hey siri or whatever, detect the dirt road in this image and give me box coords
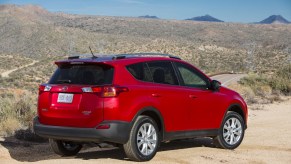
[1,98,291,164]
[1,60,38,78]
[211,74,246,86]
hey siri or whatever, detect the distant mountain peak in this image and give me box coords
[186,15,224,22]
[138,15,159,19]
[259,15,290,24]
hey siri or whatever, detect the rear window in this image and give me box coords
[49,64,114,85]
[126,63,152,82]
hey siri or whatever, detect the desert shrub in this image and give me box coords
[238,64,291,101]
[228,84,256,104]
[276,64,291,80]
[0,91,36,136]
[0,117,21,136]
[254,85,272,97]
[269,65,291,94]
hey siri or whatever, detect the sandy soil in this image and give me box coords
[1,98,291,164]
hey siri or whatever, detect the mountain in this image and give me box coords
[138,15,159,19]
[186,15,224,22]
[1,4,291,75]
[258,15,290,24]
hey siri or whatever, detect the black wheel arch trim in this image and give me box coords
[222,103,247,129]
[131,106,165,140]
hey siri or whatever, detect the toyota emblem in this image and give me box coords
[62,86,68,91]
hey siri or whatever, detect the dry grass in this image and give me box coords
[230,64,291,105]
[0,54,33,73]
[240,64,291,95]
[0,90,37,136]
[228,84,256,104]
[0,117,21,136]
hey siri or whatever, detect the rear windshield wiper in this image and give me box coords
[57,79,71,84]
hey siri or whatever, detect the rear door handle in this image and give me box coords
[189,95,197,99]
[152,93,161,97]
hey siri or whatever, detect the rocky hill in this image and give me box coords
[186,15,224,22]
[0,4,291,78]
[138,15,159,19]
[258,15,290,24]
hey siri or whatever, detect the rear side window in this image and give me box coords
[126,63,152,82]
[147,61,178,85]
[49,64,113,85]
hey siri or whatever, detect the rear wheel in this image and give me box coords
[123,116,160,161]
[49,139,82,156]
[214,111,245,149]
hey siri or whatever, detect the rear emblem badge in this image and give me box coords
[82,111,92,115]
[62,86,68,91]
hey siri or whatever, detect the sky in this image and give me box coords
[0,0,291,23]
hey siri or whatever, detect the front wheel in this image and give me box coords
[49,139,82,156]
[123,116,160,161]
[214,111,245,149]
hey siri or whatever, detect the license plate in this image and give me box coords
[57,93,74,103]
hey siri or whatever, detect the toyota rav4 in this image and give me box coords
[33,53,248,161]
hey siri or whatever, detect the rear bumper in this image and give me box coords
[33,117,131,144]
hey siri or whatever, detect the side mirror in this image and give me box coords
[211,80,221,91]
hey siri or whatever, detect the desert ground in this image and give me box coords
[0,97,290,164]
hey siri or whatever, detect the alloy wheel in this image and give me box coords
[136,123,157,156]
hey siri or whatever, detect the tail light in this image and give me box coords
[82,87,102,93]
[39,84,52,94]
[82,86,128,97]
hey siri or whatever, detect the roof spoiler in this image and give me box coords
[112,53,181,60]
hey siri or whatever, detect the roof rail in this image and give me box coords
[68,56,80,60]
[112,53,181,60]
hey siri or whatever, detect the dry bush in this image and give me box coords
[240,65,291,96]
[228,84,256,104]
[254,85,272,97]
[0,90,37,136]
[0,117,21,136]
[236,64,291,105]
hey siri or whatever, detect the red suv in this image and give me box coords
[33,53,248,161]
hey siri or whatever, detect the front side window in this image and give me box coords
[147,61,178,85]
[175,62,209,89]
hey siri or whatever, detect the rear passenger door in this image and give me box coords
[146,61,190,132]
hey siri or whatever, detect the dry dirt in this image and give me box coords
[1,98,291,164]
[0,60,38,78]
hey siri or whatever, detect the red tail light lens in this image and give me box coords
[102,87,117,97]
[82,86,128,97]
[102,86,129,97]
[82,87,102,93]
[39,84,52,94]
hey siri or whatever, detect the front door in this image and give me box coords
[174,62,224,130]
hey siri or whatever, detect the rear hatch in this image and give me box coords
[38,62,114,128]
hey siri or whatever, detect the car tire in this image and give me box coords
[214,111,245,149]
[49,139,82,156]
[123,116,160,161]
